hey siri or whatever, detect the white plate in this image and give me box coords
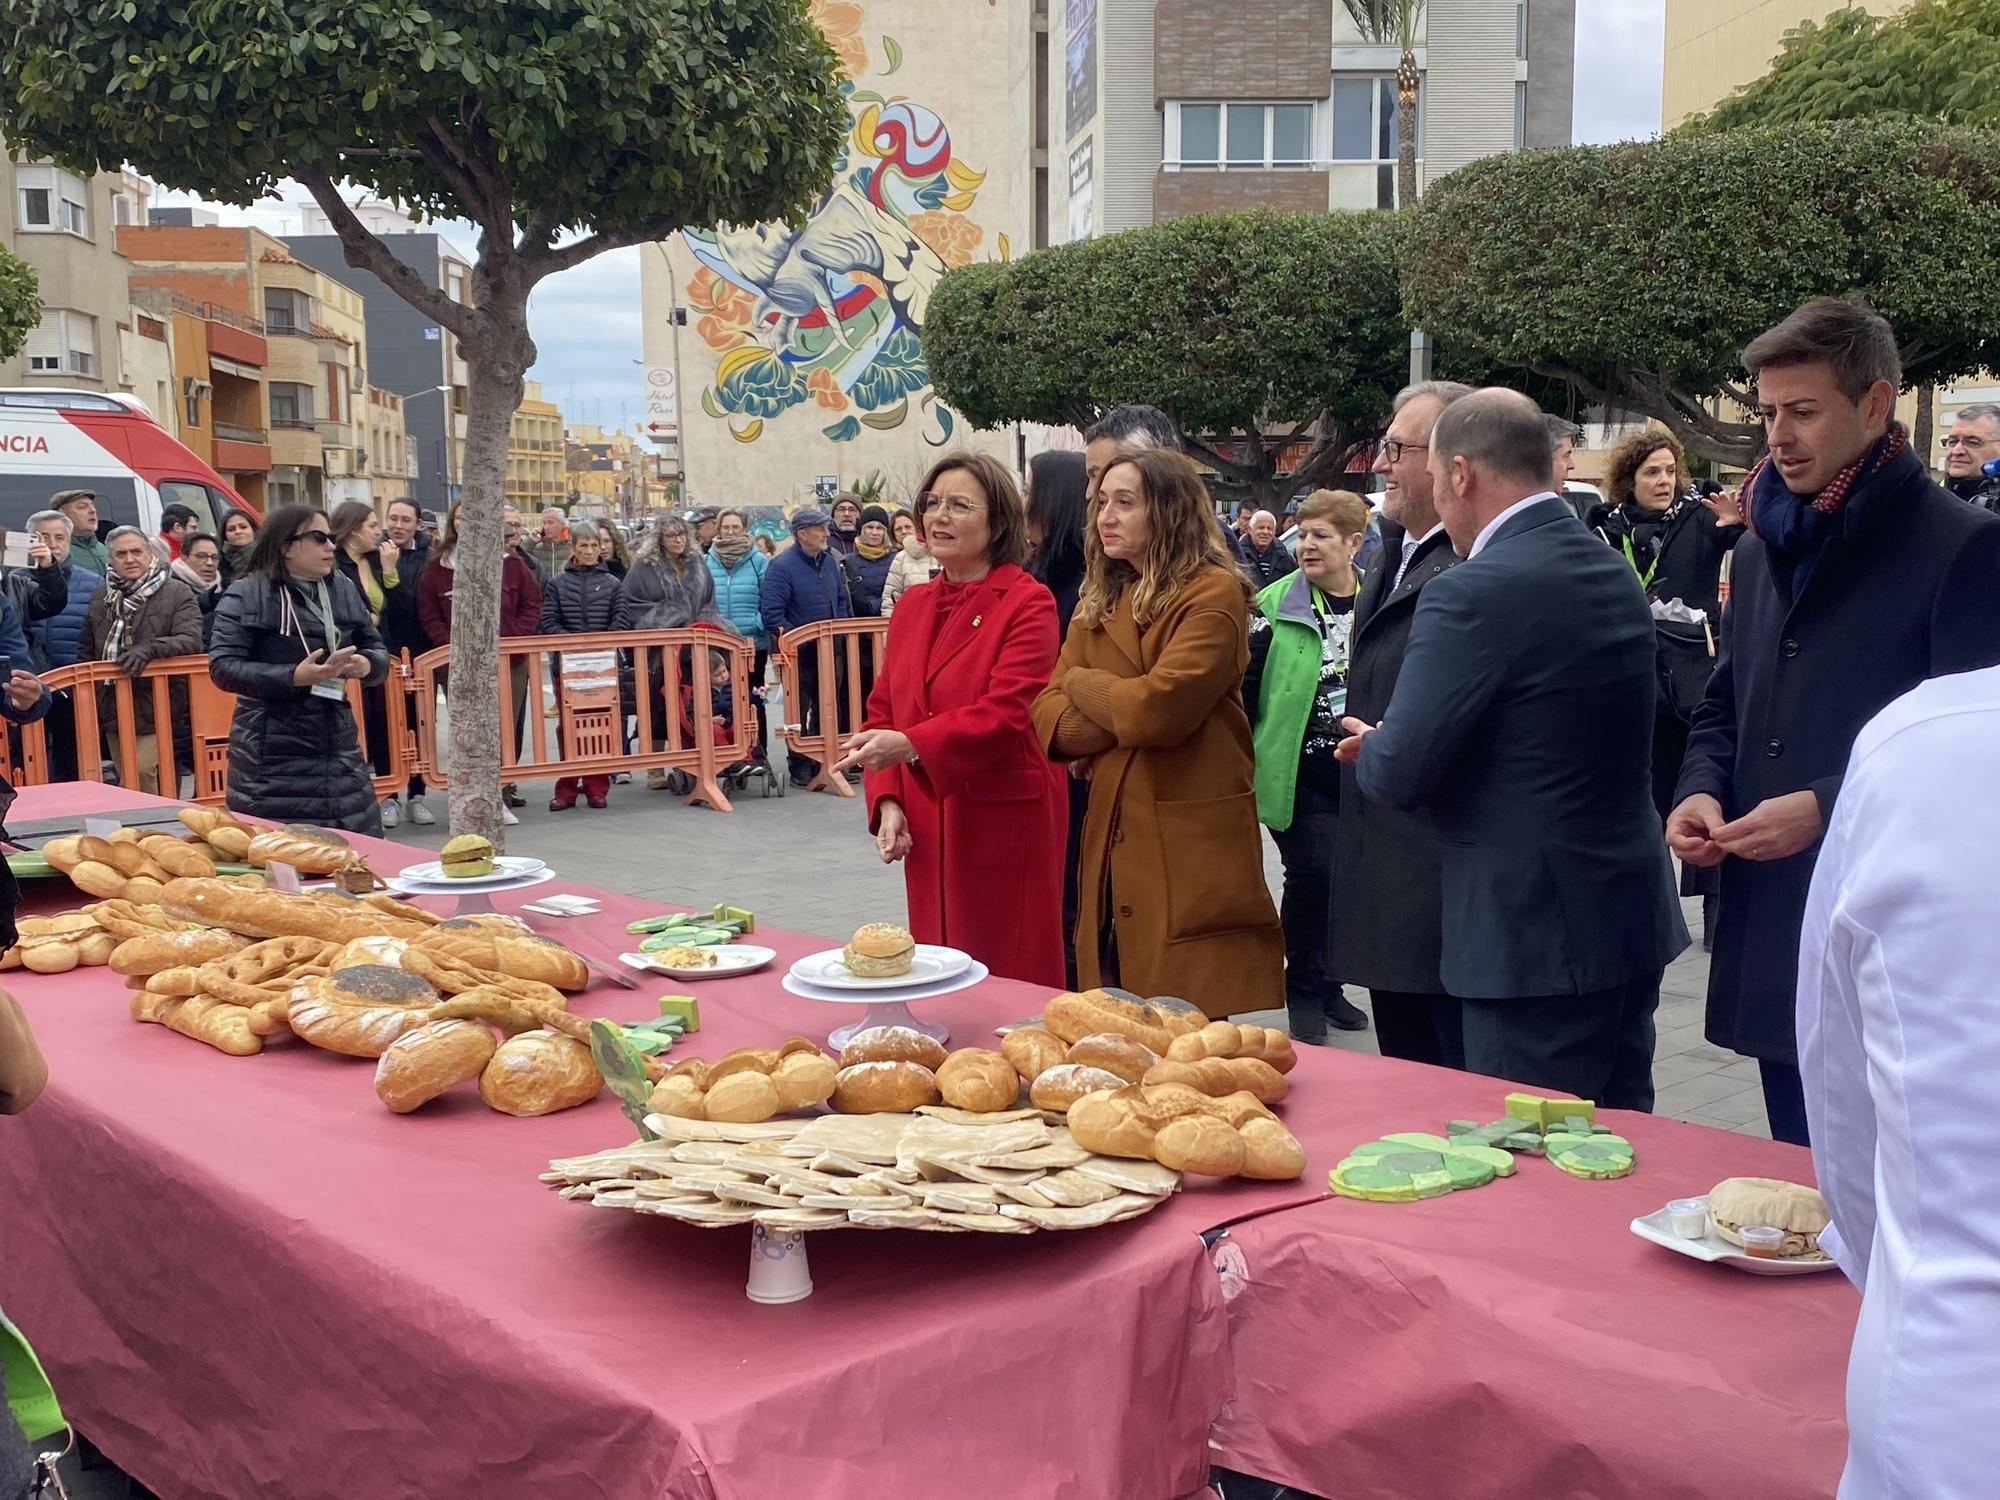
[396,855,548,888]
[787,945,973,991]
[782,960,989,1006]
[1629,1208,1838,1277]
[620,945,777,980]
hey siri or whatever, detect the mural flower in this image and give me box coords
[687,268,753,352]
[807,368,850,412]
[811,0,869,80]
[908,210,983,270]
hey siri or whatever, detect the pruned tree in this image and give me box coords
[924,209,1407,511]
[1403,121,2000,468]
[0,244,34,359]
[0,0,846,841]
[1340,0,1425,207]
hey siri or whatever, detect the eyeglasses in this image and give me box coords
[917,492,986,522]
[1943,434,1993,448]
[1380,440,1428,463]
[289,529,334,546]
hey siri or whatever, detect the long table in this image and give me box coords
[0,786,1858,1500]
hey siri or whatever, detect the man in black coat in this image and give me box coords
[1326,380,1471,1069]
[1240,510,1297,589]
[1341,389,1689,1110]
[1668,297,2000,1145]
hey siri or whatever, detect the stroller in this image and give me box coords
[661,637,785,799]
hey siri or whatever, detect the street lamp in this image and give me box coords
[404,383,457,501]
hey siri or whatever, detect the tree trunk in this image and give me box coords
[1913,382,1937,475]
[449,282,534,848]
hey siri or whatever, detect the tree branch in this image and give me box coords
[530,224,667,279]
[293,166,479,339]
[522,190,573,255]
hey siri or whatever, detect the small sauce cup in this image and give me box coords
[1738,1225,1786,1259]
[1665,1197,1710,1238]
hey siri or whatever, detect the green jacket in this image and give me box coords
[1247,569,1334,832]
[68,530,109,578]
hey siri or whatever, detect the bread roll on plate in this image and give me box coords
[842,922,915,978]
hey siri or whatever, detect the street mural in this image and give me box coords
[680,0,1004,448]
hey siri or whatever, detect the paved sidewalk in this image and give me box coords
[383,773,1771,1139]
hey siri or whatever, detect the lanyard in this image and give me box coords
[279,577,341,656]
[1619,534,1660,590]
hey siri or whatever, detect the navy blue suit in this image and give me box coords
[1356,495,1688,1107]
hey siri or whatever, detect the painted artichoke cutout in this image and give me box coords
[1545,1132,1635,1180]
[1329,1132,1517,1202]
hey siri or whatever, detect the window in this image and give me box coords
[269,382,315,425]
[1518,1,1529,62]
[1332,76,1422,207]
[1167,102,1318,170]
[185,393,202,429]
[23,310,96,376]
[113,192,135,227]
[16,167,88,238]
[263,288,313,333]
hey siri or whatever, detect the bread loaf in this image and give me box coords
[1153,1115,1248,1177]
[1042,990,1174,1056]
[70,860,129,900]
[479,1031,603,1116]
[1239,1116,1309,1180]
[1067,1083,1301,1180]
[1146,994,1210,1038]
[707,1046,781,1083]
[703,1071,782,1124]
[1164,1020,1299,1074]
[130,992,264,1056]
[138,835,215,880]
[1141,1056,1288,1105]
[936,1048,1021,1113]
[839,1025,948,1071]
[161,878,428,944]
[195,935,341,1006]
[647,1074,707,1119]
[1001,1027,1068,1080]
[832,1060,940,1114]
[1028,1062,1128,1113]
[412,919,589,991]
[246,825,353,875]
[374,1019,498,1112]
[109,927,248,977]
[770,1051,839,1112]
[1064,1031,1161,1084]
[287,978,438,1059]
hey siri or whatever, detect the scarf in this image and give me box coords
[1745,423,1909,597]
[101,558,169,659]
[854,534,892,562]
[171,557,217,597]
[223,542,254,581]
[711,533,753,568]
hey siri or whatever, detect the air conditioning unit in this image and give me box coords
[181,375,213,399]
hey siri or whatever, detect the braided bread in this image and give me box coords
[196,936,339,1006]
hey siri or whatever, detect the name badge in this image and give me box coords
[311,681,347,702]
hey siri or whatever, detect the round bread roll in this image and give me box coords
[770,1050,839,1112]
[704,1070,782,1124]
[842,922,916,978]
[21,940,81,974]
[42,836,83,873]
[832,1060,940,1114]
[1028,1062,1129,1113]
[1153,1114,1248,1177]
[646,1074,707,1120]
[75,930,116,966]
[706,1046,780,1084]
[1064,1031,1161,1085]
[839,1024,947,1071]
[936,1048,1021,1113]
[479,1030,603,1117]
[1707,1177,1829,1256]
[374,1019,498,1113]
[103,841,153,878]
[1001,1027,1068,1081]
[76,835,120,868]
[71,860,130,900]
[138,837,215,880]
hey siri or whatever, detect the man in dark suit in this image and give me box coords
[1668,297,2000,1145]
[1327,380,1471,1069]
[1339,389,1688,1110]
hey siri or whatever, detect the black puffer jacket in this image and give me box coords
[208,571,390,834]
[539,560,623,635]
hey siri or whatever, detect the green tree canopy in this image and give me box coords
[0,245,35,360]
[1402,121,2000,466]
[1695,0,2000,132]
[0,0,847,840]
[925,209,1407,508]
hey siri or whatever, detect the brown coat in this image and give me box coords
[1031,565,1283,1016]
[81,574,203,737]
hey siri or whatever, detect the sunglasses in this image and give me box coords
[289,529,335,546]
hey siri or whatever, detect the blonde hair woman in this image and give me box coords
[1031,447,1282,1015]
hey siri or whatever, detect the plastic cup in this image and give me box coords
[1666,1197,1710,1238]
[746,1223,813,1303]
[1737,1225,1785,1259]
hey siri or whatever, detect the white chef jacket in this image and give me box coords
[1797,665,2000,1500]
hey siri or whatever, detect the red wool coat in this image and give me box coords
[863,565,1067,989]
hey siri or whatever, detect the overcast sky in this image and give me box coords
[158,0,1667,445]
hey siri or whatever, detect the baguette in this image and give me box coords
[130,992,264,1056]
[412,919,589,991]
[1141,1056,1288,1105]
[245,825,353,875]
[162,877,429,944]
[109,928,248,977]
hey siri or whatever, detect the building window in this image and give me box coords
[113,192,135,227]
[263,287,313,333]
[1332,76,1422,208]
[269,382,315,426]
[1518,1,1529,62]
[23,310,96,376]
[185,393,202,429]
[1166,102,1318,170]
[16,167,89,238]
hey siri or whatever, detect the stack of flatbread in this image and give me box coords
[542,1106,1181,1233]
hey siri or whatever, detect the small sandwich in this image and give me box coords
[439,834,496,880]
[843,922,915,978]
[1707,1176,1830,1259]
[655,946,717,969]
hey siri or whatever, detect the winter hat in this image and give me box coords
[858,504,892,532]
[790,506,831,535]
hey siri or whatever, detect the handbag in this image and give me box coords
[1655,616,1716,724]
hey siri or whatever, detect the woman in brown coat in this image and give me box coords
[1031,448,1283,1017]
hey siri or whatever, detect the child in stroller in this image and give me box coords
[667,646,779,796]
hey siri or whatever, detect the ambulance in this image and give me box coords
[0,387,254,539]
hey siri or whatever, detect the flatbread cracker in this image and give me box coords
[999,1193,1160,1230]
[1071,1156,1182,1196]
[914,1104,1043,1126]
[644,1114,806,1145]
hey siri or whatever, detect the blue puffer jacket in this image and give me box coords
[26,558,103,669]
[706,547,770,648]
[847,547,895,617]
[758,543,852,634]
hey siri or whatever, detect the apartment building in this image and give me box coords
[1054,0,1573,239]
[363,385,415,509]
[508,380,566,512]
[0,149,151,391]
[126,286,273,509]
[1662,0,1903,130]
[286,222,474,508]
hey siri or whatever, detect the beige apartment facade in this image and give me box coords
[508,380,566,512]
[640,0,1034,506]
[1,150,151,391]
[364,385,413,511]
[1662,0,1906,129]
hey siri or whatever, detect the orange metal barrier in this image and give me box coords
[408,629,759,811]
[8,655,412,807]
[772,618,890,797]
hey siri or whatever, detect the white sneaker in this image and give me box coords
[381,796,401,829]
[408,797,436,826]
[501,806,519,826]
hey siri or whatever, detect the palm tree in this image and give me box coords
[1341,0,1425,207]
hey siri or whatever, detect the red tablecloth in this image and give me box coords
[1204,1054,1858,1500]
[0,786,1317,1500]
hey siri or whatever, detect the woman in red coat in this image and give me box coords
[833,453,1067,988]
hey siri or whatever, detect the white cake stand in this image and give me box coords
[386,867,560,915]
[780,960,989,1049]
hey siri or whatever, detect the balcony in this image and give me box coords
[205,311,267,368]
[212,432,272,474]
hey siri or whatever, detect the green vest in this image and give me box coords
[1250,570,1339,832]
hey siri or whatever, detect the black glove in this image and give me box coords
[116,646,152,677]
